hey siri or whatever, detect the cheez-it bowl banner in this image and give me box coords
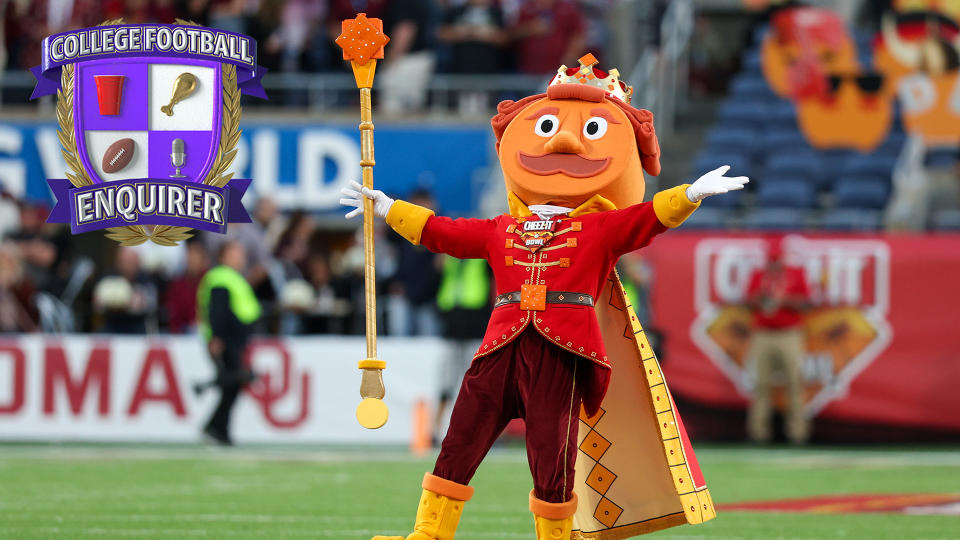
[30,19,267,246]
[644,233,960,434]
[690,236,892,417]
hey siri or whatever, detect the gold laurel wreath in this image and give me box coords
[57,18,243,246]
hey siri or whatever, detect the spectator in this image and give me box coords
[0,185,21,240]
[274,209,315,280]
[296,251,352,333]
[7,203,60,295]
[433,255,491,445]
[92,247,158,334]
[103,0,177,24]
[204,198,277,293]
[5,0,101,70]
[164,239,210,334]
[196,240,261,446]
[437,0,507,113]
[178,0,212,26]
[259,0,325,72]
[387,189,441,336]
[511,0,585,76]
[744,240,812,445]
[378,0,439,115]
[208,0,249,34]
[438,0,507,73]
[0,242,38,332]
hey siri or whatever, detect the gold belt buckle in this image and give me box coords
[520,284,547,311]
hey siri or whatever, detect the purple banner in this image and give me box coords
[31,24,267,99]
[47,178,251,234]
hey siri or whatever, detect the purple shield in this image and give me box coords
[74,57,222,185]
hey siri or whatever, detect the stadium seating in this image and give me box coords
[704,128,759,157]
[741,49,763,73]
[755,178,817,208]
[840,153,898,179]
[693,152,752,179]
[694,29,920,231]
[701,188,743,209]
[930,209,960,231]
[819,209,884,231]
[681,207,731,229]
[716,101,769,130]
[729,74,776,101]
[833,178,889,209]
[924,147,959,168]
[742,208,810,230]
[765,99,799,131]
[764,151,827,189]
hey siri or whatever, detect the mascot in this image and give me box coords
[341,54,748,540]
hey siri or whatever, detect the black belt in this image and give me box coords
[494,291,594,308]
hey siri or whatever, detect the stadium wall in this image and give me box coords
[0,120,496,216]
[643,232,960,441]
[0,335,444,444]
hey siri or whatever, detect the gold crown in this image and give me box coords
[548,54,633,104]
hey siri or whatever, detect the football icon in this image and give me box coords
[102,138,135,174]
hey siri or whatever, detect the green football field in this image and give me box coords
[0,444,957,539]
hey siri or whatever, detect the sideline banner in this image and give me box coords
[0,336,444,443]
[641,232,960,433]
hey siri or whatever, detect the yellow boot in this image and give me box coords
[372,473,473,540]
[530,491,578,540]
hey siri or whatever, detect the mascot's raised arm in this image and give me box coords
[341,53,748,540]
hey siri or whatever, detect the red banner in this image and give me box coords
[641,232,960,437]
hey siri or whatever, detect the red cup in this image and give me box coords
[94,75,125,116]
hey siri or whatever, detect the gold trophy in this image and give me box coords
[160,73,198,116]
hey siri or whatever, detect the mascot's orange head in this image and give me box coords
[491,54,661,211]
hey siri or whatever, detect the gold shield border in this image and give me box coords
[57,18,243,246]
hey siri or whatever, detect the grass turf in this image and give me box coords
[0,444,957,539]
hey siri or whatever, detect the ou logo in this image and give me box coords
[244,341,310,428]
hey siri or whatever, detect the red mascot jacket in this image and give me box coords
[386,185,699,414]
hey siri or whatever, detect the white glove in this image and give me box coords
[686,165,750,203]
[339,180,395,219]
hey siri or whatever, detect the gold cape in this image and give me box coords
[571,273,716,539]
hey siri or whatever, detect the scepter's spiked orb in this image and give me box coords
[336,13,389,65]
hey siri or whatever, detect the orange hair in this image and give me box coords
[490,84,661,176]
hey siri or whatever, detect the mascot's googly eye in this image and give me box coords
[583,117,608,140]
[534,114,560,137]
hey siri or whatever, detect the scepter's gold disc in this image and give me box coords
[357,397,389,429]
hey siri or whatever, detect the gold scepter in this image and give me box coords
[336,14,391,429]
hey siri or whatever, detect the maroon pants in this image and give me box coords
[433,328,584,503]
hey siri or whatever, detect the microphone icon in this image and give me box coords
[170,138,186,178]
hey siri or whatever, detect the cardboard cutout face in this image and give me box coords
[795,73,894,151]
[498,96,646,209]
[761,7,859,99]
[873,15,960,144]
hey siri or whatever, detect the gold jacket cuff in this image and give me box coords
[652,184,700,228]
[386,200,435,245]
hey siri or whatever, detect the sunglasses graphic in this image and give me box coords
[826,73,884,94]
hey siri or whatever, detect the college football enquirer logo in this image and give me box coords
[31,19,267,245]
[690,236,893,416]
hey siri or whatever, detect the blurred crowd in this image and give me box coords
[1,0,624,78]
[0,185,662,339]
[0,186,487,337]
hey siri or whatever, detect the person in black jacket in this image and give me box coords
[196,241,261,445]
